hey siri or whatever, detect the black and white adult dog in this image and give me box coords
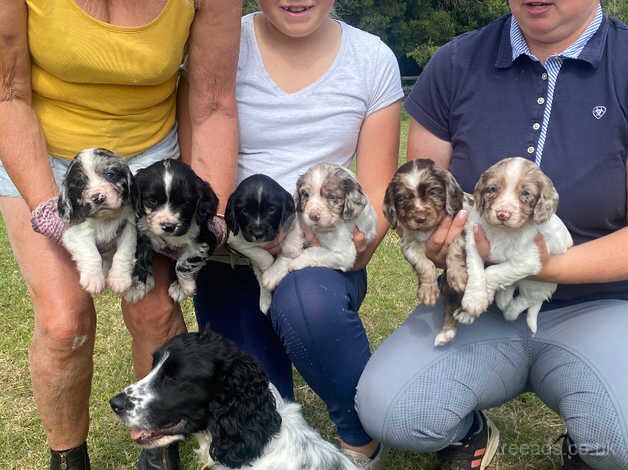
[225,174,296,313]
[58,148,136,295]
[126,159,219,303]
[110,330,359,470]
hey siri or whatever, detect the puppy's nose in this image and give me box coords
[110,393,132,414]
[496,210,512,222]
[160,222,177,233]
[251,227,265,239]
[308,212,320,223]
[91,193,106,205]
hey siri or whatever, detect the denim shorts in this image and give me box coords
[0,124,180,197]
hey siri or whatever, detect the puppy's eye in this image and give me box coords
[427,188,442,197]
[328,195,340,204]
[521,189,531,197]
[300,190,309,199]
[104,168,121,182]
[486,185,498,194]
[266,207,277,215]
[145,197,159,208]
[240,208,249,217]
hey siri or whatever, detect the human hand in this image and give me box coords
[425,210,467,268]
[30,197,66,244]
[208,215,228,247]
[473,224,492,263]
[352,228,373,270]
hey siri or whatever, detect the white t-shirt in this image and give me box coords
[236,13,404,193]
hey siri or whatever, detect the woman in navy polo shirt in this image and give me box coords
[356,1,628,469]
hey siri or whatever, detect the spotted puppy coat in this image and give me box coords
[127,159,219,303]
[461,157,573,333]
[383,159,469,346]
[262,163,377,291]
[58,148,136,296]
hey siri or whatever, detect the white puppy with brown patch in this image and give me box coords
[263,164,377,291]
[460,157,573,332]
[58,148,136,295]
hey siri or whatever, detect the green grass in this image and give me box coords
[0,112,565,469]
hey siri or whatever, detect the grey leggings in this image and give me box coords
[356,299,628,470]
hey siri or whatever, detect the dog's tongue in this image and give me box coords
[130,429,148,441]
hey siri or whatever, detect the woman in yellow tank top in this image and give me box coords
[0,1,241,469]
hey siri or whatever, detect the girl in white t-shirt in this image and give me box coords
[194,2,403,467]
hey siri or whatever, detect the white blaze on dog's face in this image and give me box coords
[143,168,182,236]
[58,148,132,223]
[474,157,559,228]
[295,164,367,230]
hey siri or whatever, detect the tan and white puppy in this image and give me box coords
[58,148,136,295]
[461,157,573,332]
[383,158,470,346]
[262,163,377,291]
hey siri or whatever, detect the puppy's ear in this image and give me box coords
[443,169,464,216]
[132,173,144,219]
[473,171,490,215]
[58,160,88,224]
[293,174,306,213]
[195,178,219,226]
[279,188,296,229]
[533,172,559,224]
[224,192,238,235]
[340,170,367,221]
[382,180,399,229]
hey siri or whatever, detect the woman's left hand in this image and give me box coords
[352,228,373,271]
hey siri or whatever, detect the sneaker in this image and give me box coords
[436,411,500,470]
[342,444,384,470]
[560,434,593,470]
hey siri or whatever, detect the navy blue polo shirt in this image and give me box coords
[406,13,628,306]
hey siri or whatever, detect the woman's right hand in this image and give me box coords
[425,209,467,267]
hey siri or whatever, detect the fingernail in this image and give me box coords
[458,209,467,218]
[473,223,479,233]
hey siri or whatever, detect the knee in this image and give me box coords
[123,284,179,336]
[31,288,95,356]
[356,362,470,452]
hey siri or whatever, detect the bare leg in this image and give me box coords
[0,197,95,451]
[122,254,186,378]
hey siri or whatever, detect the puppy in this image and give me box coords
[58,148,136,295]
[126,159,219,303]
[225,174,296,313]
[383,159,469,346]
[110,330,360,470]
[263,163,377,291]
[461,157,573,333]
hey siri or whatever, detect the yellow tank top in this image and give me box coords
[26,0,195,158]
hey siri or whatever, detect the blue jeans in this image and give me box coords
[194,261,373,446]
[356,299,628,470]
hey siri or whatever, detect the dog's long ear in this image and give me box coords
[224,192,238,235]
[58,160,88,224]
[442,168,464,216]
[131,173,144,219]
[293,174,306,213]
[279,188,296,229]
[382,179,399,229]
[195,178,219,227]
[208,351,282,468]
[473,170,491,215]
[533,171,559,224]
[341,172,367,220]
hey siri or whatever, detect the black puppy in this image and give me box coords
[225,174,295,313]
[125,159,219,303]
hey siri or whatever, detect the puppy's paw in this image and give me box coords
[107,268,133,294]
[80,271,106,295]
[417,281,439,305]
[446,267,468,294]
[259,288,272,314]
[168,278,196,303]
[434,328,456,347]
[495,288,515,312]
[454,309,476,325]
[526,311,539,334]
[262,264,289,291]
[288,256,311,272]
[123,275,155,304]
[461,288,489,317]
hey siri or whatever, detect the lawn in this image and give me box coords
[0,112,566,469]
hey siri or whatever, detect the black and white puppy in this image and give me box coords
[225,174,296,313]
[263,163,377,291]
[110,330,359,470]
[58,148,136,295]
[127,159,218,303]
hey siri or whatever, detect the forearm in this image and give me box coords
[537,227,628,284]
[0,99,56,209]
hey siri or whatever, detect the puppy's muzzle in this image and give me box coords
[160,222,178,234]
[496,210,512,222]
[90,192,106,205]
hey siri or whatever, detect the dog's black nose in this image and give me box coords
[160,222,177,233]
[110,393,132,414]
[250,226,266,239]
[91,193,106,205]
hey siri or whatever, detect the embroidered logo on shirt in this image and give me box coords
[592,106,607,120]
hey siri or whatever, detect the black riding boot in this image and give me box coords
[137,443,181,470]
[49,442,91,470]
